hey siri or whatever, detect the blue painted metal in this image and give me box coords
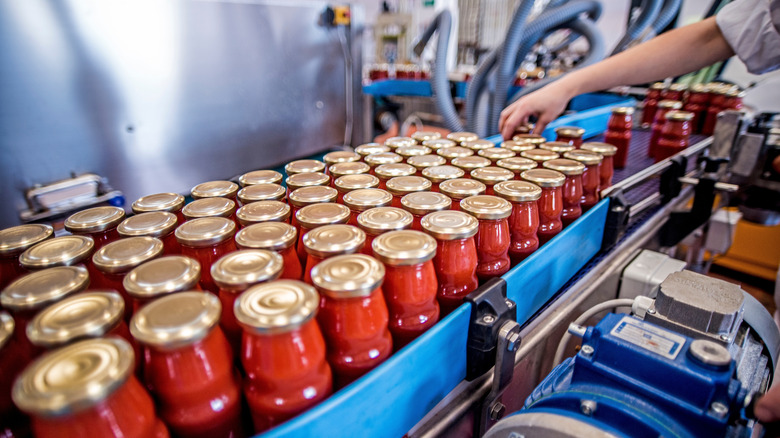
[363,79,434,98]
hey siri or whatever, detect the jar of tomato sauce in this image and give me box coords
[683,83,709,134]
[386,176,432,208]
[329,162,371,185]
[412,131,441,144]
[520,169,566,244]
[655,110,694,162]
[13,338,169,438]
[648,100,682,159]
[235,280,333,432]
[407,154,447,175]
[470,167,514,196]
[302,224,365,284]
[19,235,95,272]
[132,193,187,225]
[500,140,536,154]
[446,132,479,146]
[311,254,392,388]
[401,192,452,231]
[237,183,286,205]
[238,170,283,187]
[182,198,237,227]
[520,148,559,168]
[396,145,432,160]
[356,207,414,256]
[288,185,338,237]
[235,222,302,281]
[131,292,243,438]
[478,147,516,164]
[375,163,417,190]
[542,159,586,227]
[641,82,665,127]
[422,139,457,155]
[722,87,745,111]
[512,133,546,147]
[540,141,576,155]
[512,123,535,135]
[343,188,393,226]
[385,136,416,150]
[175,217,237,293]
[236,200,291,226]
[0,312,33,438]
[286,172,331,197]
[563,150,603,211]
[285,159,326,176]
[64,206,125,251]
[422,165,465,192]
[334,174,380,203]
[462,139,495,153]
[123,256,201,313]
[0,224,53,290]
[452,156,491,176]
[118,212,180,256]
[494,181,542,264]
[581,142,617,189]
[323,151,361,173]
[554,126,585,147]
[355,143,390,158]
[437,146,474,164]
[496,157,536,180]
[439,178,487,211]
[602,106,633,168]
[459,196,512,281]
[365,152,403,174]
[661,82,687,102]
[295,203,351,268]
[191,180,239,201]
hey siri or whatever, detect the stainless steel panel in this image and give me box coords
[0,0,364,227]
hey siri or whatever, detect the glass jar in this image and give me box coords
[334,174,380,204]
[722,88,744,111]
[175,217,237,293]
[437,146,474,164]
[648,100,683,159]
[237,183,286,205]
[236,200,291,226]
[407,154,447,176]
[311,254,392,388]
[540,141,576,155]
[439,178,487,210]
[478,147,516,164]
[661,82,687,102]
[460,196,512,281]
[12,338,169,438]
[554,126,585,147]
[19,235,94,272]
[131,292,243,438]
[191,180,239,201]
[543,159,586,227]
[641,82,665,127]
[295,203,351,268]
[365,152,403,174]
[603,106,634,168]
[329,162,370,185]
[182,198,238,228]
[412,131,441,144]
[64,206,125,251]
[511,134,546,147]
[235,280,332,432]
[0,224,53,290]
[288,185,338,237]
[520,169,566,244]
[422,165,465,192]
[323,151,361,174]
[496,157,537,180]
[235,222,302,281]
[356,207,414,256]
[123,256,202,314]
[396,145,432,160]
[682,83,709,134]
[401,192,452,231]
[462,139,495,153]
[520,148,560,168]
[132,192,186,225]
[702,85,729,136]
[470,167,514,196]
[420,211,479,314]
[375,163,416,190]
[355,143,390,158]
[238,169,283,187]
[343,188,393,226]
[500,140,536,154]
[422,138,457,155]
[0,312,33,438]
[303,224,365,284]
[384,136,416,150]
[285,172,331,197]
[452,156,491,177]
[512,123,535,135]
[655,110,694,162]
[372,230,439,349]
[581,142,617,189]
[446,132,479,146]
[563,150,603,211]
[118,212,180,256]
[494,181,542,264]
[386,176,432,208]
[285,159,326,176]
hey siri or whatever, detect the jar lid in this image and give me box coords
[478,148,516,162]
[411,131,441,143]
[131,292,221,349]
[611,106,635,115]
[511,134,546,145]
[460,195,512,220]
[657,99,683,110]
[422,139,457,151]
[0,224,54,256]
[235,280,320,334]
[401,192,452,215]
[372,230,437,265]
[296,203,351,228]
[1,266,89,311]
[182,197,236,219]
[520,148,559,162]
[396,145,432,158]
[437,146,474,160]
[285,159,326,175]
[92,237,164,274]
[452,156,491,171]
[689,83,708,93]
[211,249,283,291]
[303,224,365,257]
[543,158,586,176]
[19,236,94,269]
[375,163,417,180]
[494,180,543,202]
[288,186,338,207]
[384,136,416,149]
[386,176,432,195]
[500,140,536,153]
[540,141,576,154]
[669,83,688,92]
[329,162,371,178]
[357,207,414,235]
[190,180,239,199]
[554,126,585,137]
[520,168,566,187]
[665,110,695,121]
[334,174,380,193]
[64,207,125,233]
[235,222,297,251]
[497,157,537,174]
[123,256,201,298]
[238,170,283,187]
[323,151,360,166]
[175,217,235,247]
[513,123,535,134]
[446,131,479,145]
[365,152,403,167]
[285,172,331,192]
[563,149,603,166]
[420,210,478,240]
[132,193,185,214]
[355,143,390,157]
[408,154,447,170]
[470,166,514,185]
[439,178,486,199]
[237,184,286,204]
[463,139,495,151]
[310,254,385,298]
[650,82,665,90]
[422,165,465,183]
[26,292,125,349]
[581,142,617,157]
[0,312,13,350]
[236,200,291,225]
[13,337,135,416]
[117,212,178,238]
[343,188,393,212]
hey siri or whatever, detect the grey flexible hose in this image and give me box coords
[610,0,663,55]
[651,0,682,34]
[465,49,498,134]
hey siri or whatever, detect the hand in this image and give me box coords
[756,384,780,424]
[498,81,575,139]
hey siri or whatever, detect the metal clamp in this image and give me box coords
[477,320,521,436]
[465,278,517,381]
[601,190,630,251]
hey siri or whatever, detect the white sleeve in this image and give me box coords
[716,0,780,74]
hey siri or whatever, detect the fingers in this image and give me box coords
[500,103,530,140]
[756,387,780,423]
[533,113,555,135]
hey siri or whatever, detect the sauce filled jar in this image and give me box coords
[64,206,125,251]
[452,156,491,176]
[422,165,465,192]
[236,200,291,226]
[334,174,380,203]
[604,106,634,168]
[329,162,371,185]
[581,142,617,189]
[386,175,432,208]
[285,172,331,198]
[375,163,417,190]
[396,145,432,159]
[401,192,452,231]
[520,148,559,168]
[460,196,512,281]
[355,143,390,158]
[494,181,542,264]
[661,82,687,102]
[237,183,286,205]
[132,193,186,225]
[372,230,439,349]
[323,151,361,173]
[0,312,33,438]
[288,185,338,237]
[542,159,586,227]
[463,139,495,153]
[554,126,585,147]
[238,170,283,188]
[303,224,365,284]
[285,159,326,176]
[540,141,576,155]
[478,147,516,164]
[412,131,441,144]
[420,211,479,313]
[641,82,666,127]
[496,157,537,180]
[384,136,416,150]
[511,134,546,147]
[513,123,535,135]
[118,212,180,256]
[563,150,602,211]
[19,235,95,272]
[175,217,237,293]
[520,169,566,244]
[295,203,351,268]
[439,178,486,210]
[235,222,302,281]
[182,197,238,227]
[648,100,683,159]
[722,87,745,111]
[470,167,514,196]
[123,255,201,313]
[12,338,169,438]
[235,280,332,432]
[343,188,393,226]
[422,138,457,155]
[191,180,239,201]
[407,154,447,175]
[131,292,243,438]
[437,146,474,164]
[357,207,414,256]
[365,152,403,174]
[683,83,710,134]
[655,110,695,162]
[0,224,53,290]
[500,140,536,154]
[446,132,479,146]
[311,254,392,388]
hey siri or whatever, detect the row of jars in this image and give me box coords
[366,63,430,81]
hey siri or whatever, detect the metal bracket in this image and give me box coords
[659,155,687,204]
[476,320,521,436]
[601,190,630,251]
[465,278,517,381]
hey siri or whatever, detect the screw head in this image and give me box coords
[482,315,496,324]
[580,345,594,358]
[580,400,597,416]
[646,308,656,315]
[710,401,728,419]
[719,334,729,342]
[489,402,506,420]
[507,333,520,352]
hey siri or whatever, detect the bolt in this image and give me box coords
[580,400,597,416]
[646,308,656,315]
[719,334,729,342]
[710,402,728,419]
[489,402,506,420]
[482,315,496,324]
[507,333,521,352]
[505,298,514,308]
[580,345,594,358]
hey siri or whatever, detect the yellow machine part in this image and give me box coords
[715,218,780,281]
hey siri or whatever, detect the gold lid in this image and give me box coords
[463,139,495,151]
[437,146,474,160]
[650,82,665,90]
[329,162,370,178]
[323,151,360,166]
[470,166,514,185]
[357,207,414,235]
[446,131,479,145]
[334,174,380,193]
[540,141,576,154]
[493,180,543,203]
[478,148,516,162]
[0,224,54,256]
[1,266,89,311]
[355,143,390,157]
[513,123,535,134]
[303,224,365,257]
[375,163,417,180]
[511,134,546,145]
[0,312,13,350]
[396,145,431,158]
[19,236,94,269]
[343,188,393,212]
[235,280,320,334]
[365,152,403,167]
[372,230,437,265]
[123,256,201,298]
[285,172,331,192]
[411,131,442,143]
[384,136,416,149]
[296,203,351,228]
[460,195,512,220]
[386,176,432,195]
[665,110,695,121]
[543,158,586,176]
[581,142,617,157]
[497,157,537,174]
[407,154,447,170]
[724,88,746,98]
[310,254,384,298]
[92,237,164,274]
[285,159,326,175]
[26,292,125,349]
[64,207,125,233]
[520,168,566,187]
[452,156,491,171]
[237,184,286,204]
[182,197,236,219]
[422,139,457,151]
[563,150,603,166]
[420,210,478,240]
[611,106,635,115]
[131,292,221,349]
[287,185,338,207]
[235,222,297,251]
[236,200,291,225]
[117,212,177,238]
[439,178,486,199]
[554,126,585,137]
[13,338,134,416]
[211,250,283,291]
[238,170,283,187]
[132,193,185,214]
[422,165,465,183]
[175,217,235,247]
[657,99,683,110]
[500,140,536,153]
[669,83,688,92]
[190,180,239,199]
[401,192,452,215]
[520,148,559,162]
